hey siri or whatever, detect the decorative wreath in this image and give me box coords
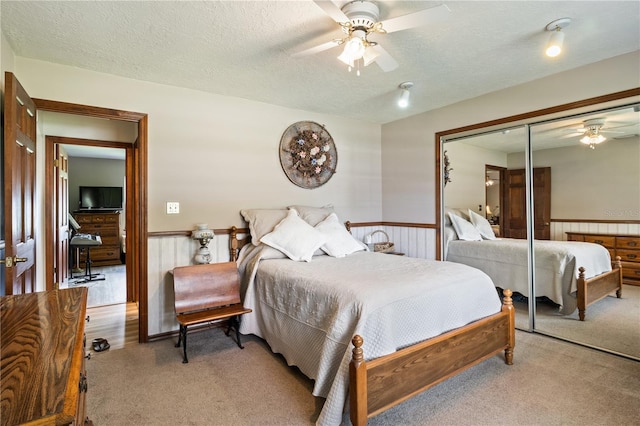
[443,150,453,186]
[279,121,337,189]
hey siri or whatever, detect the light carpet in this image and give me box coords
[86,329,640,425]
[512,284,639,359]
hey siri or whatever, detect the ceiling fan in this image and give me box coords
[564,118,629,149]
[292,0,451,75]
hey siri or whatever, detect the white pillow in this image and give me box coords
[448,212,483,241]
[288,204,334,226]
[315,213,366,258]
[468,209,497,240]
[240,208,288,246]
[260,209,327,262]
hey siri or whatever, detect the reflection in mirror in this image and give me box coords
[530,103,640,359]
[441,101,640,359]
[442,126,531,330]
[485,165,504,236]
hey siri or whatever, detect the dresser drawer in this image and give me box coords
[622,262,640,285]
[80,223,118,235]
[617,249,640,263]
[617,236,640,249]
[83,247,120,262]
[583,235,616,248]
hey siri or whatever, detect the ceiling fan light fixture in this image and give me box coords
[545,18,571,57]
[397,82,413,108]
[362,47,380,66]
[338,34,366,65]
[580,134,606,146]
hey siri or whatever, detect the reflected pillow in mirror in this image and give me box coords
[448,212,483,241]
[468,209,497,240]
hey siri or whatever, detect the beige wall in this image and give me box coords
[381,51,640,223]
[12,57,383,234]
[511,138,640,219]
[442,142,507,212]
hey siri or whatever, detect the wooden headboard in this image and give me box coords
[229,226,251,261]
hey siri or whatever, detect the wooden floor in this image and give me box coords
[85,302,139,351]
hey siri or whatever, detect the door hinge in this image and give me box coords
[54,159,59,168]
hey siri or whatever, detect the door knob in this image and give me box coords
[0,256,28,268]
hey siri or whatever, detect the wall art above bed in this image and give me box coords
[279,121,337,189]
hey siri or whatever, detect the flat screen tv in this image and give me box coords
[79,186,123,210]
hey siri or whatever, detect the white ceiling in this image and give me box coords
[2,0,639,126]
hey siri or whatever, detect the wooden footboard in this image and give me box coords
[576,256,623,321]
[349,289,515,426]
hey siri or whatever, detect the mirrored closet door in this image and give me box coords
[530,103,640,359]
[442,126,531,330]
[440,96,640,360]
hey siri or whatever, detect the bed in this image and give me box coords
[444,208,623,321]
[229,205,515,426]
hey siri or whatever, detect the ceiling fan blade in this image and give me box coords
[380,4,451,34]
[292,40,341,57]
[369,45,398,72]
[313,0,349,23]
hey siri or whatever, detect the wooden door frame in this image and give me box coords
[37,99,148,343]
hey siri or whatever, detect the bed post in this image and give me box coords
[349,335,367,426]
[230,226,239,261]
[614,256,623,299]
[501,289,515,365]
[577,266,587,321]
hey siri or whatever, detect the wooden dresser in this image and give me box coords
[566,232,640,286]
[73,211,122,266]
[0,287,90,425]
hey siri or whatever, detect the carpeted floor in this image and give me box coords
[512,284,639,358]
[86,329,640,425]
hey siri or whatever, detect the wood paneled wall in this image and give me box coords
[551,221,640,240]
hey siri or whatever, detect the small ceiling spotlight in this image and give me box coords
[397,82,413,108]
[545,18,571,57]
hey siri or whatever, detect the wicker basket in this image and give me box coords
[370,230,395,253]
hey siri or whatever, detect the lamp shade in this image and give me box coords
[580,134,606,145]
[338,36,365,65]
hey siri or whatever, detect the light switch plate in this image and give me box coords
[166,202,180,214]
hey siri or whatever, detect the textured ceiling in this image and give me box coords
[2,1,639,125]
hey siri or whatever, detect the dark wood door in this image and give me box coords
[55,144,71,287]
[503,167,551,240]
[3,73,37,295]
[532,167,551,240]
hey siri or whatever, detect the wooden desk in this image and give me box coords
[1,288,90,425]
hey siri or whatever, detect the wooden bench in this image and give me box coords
[172,262,252,363]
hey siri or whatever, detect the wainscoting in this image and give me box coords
[146,225,437,337]
[146,221,636,337]
[551,221,639,241]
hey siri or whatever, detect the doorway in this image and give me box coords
[36,97,149,343]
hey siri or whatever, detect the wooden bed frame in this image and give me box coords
[229,226,516,425]
[577,256,623,321]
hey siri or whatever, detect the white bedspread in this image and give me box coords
[237,245,502,426]
[446,238,611,314]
